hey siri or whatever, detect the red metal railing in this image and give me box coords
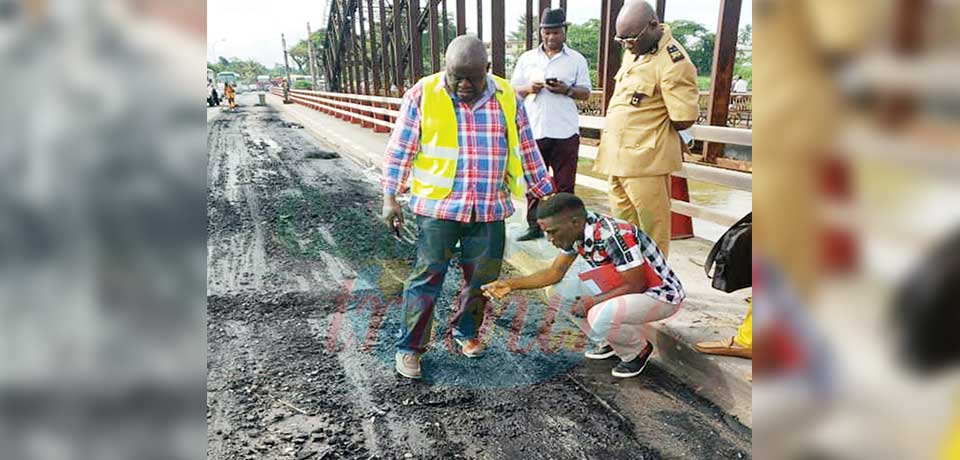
[271,86,752,233]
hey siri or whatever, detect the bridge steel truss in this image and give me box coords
[316,0,741,134]
[312,0,744,169]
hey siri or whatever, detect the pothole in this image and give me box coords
[304,150,340,160]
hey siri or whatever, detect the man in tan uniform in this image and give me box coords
[594,0,699,258]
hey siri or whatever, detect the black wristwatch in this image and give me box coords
[565,86,575,97]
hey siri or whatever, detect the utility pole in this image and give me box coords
[282,33,293,104]
[306,22,320,91]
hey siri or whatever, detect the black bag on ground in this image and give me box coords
[893,229,960,374]
[704,213,752,292]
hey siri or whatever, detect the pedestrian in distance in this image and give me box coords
[224,82,236,110]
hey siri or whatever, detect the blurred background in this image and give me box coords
[0,0,206,459]
[753,0,960,458]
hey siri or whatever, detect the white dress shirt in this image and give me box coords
[733,78,749,93]
[510,44,592,140]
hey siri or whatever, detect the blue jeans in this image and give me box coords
[395,216,505,355]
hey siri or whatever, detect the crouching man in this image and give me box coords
[482,193,684,378]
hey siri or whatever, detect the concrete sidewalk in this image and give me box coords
[266,93,753,427]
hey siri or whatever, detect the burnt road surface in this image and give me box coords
[206,94,751,460]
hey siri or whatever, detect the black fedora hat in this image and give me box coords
[539,8,568,28]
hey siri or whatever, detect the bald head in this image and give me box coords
[445,35,488,69]
[443,35,490,103]
[617,0,657,32]
[615,0,661,55]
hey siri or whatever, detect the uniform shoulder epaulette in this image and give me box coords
[666,44,685,63]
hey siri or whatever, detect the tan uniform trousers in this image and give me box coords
[608,175,672,259]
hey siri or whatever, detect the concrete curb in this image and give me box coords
[504,234,753,428]
[267,94,753,428]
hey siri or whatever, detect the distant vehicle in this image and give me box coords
[217,71,239,88]
[256,75,271,92]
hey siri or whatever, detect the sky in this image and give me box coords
[208,0,752,68]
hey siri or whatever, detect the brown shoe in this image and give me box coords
[395,352,422,379]
[694,337,752,359]
[455,338,485,358]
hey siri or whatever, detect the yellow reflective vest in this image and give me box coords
[411,72,526,200]
[944,400,960,459]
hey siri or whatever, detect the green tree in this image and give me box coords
[509,14,537,42]
[288,41,309,74]
[506,17,601,85]
[285,29,328,78]
[398,13,457,77]
[734,24,752,86]
[269,64,287,78]
[690,33,715,76]
[668,19,714,76]
[206,57,268,83]
[425,14,458,72]
[668,19,708,48]
[737,24,752,58]
[318,10,455,88]
[566,19,601,86]
[506,14,536,76]
[668,20,752,87]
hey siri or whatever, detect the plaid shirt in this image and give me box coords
[564,211,685,305]
[382,75,554,223]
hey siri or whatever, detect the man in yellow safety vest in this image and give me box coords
[381,35,555,379]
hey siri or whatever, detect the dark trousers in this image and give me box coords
[396,216,506,355]
[527,134,580,228]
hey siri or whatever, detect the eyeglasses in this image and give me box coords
[613,25,648,46]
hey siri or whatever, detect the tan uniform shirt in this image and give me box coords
[594,24,699,177]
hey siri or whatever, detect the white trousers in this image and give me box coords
[578,294,680,361]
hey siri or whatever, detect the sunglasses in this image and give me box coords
[613,24,649,46]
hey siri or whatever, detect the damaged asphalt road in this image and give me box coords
[206,95,751,460]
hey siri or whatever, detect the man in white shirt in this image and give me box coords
[733,75,749,93]
[510,8,592,241]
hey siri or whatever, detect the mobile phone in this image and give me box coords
[545,77,559,85]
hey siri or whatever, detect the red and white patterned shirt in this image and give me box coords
[564,211,685,305]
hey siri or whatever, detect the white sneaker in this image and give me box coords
[395,352,422,379]
[584,342,616,360]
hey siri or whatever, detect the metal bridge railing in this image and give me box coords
[271,86,752,228]
[577,91,753,129]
